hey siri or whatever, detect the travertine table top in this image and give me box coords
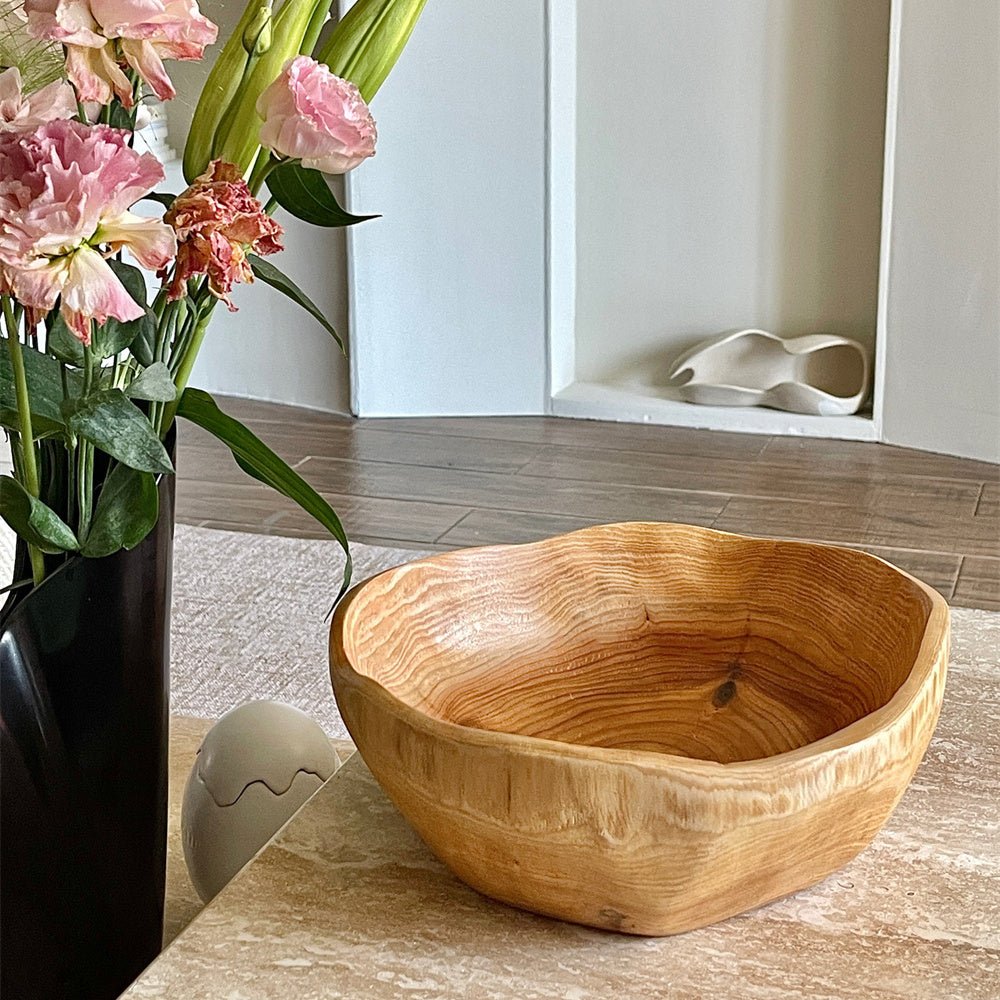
[130,622,1000,1000]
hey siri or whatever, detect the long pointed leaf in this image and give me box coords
[248,255,344,351]
[266,162,377,228]
[176,388,352,600]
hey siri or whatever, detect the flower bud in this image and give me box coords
[213,0,324,175]
[242,4,273,58]
[183,0,275,182]
[316,0,426,103]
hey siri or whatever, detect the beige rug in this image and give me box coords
[170,525,428,737]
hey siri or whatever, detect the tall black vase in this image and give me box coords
[0,461,175,1000]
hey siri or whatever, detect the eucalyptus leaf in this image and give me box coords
[177,388,352,600]
[0,339,73,438]
[126,362,177,402]
[248,255,344,351]
[265,162,377,229]
[82,463,159,557]
[0,475,79,553]
[65,389,174,474]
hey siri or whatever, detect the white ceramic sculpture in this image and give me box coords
[181,701,340,902]
[667,329,871,416]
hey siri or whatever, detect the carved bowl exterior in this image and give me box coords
[330,523,949,935]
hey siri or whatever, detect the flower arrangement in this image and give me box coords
[0,0,426,595]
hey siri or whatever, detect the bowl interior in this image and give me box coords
[339,525,933,764]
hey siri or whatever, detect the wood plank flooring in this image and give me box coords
[176,396,1000,610]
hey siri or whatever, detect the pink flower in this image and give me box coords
[0,67,78,131]
[257,56,377,175]
[24,0,217,106]
[163,160,283,310]
[0,119,176,343]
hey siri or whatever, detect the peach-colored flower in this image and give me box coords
[0,67,78,131]
[24,0,217,106]
[0,119,176,343]
[163,160,282,310]
[257,56,376,175]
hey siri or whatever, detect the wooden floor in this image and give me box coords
[176,396,1000,610]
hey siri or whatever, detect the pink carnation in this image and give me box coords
[257,56,377,175]
[0,119,176,343]
[24,0,217,106]
[0,67,77,131]
[164,160,283,310]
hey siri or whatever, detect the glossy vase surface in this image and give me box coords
[0,465,175,1000]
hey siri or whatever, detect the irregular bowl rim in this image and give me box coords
[330,522,949,780]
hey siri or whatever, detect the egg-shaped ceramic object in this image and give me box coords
[182,701,340,902]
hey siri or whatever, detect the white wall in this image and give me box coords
[344,0,548,416]
[163,1,352,414]
[574,0,890,390]
[881,0,1000,463]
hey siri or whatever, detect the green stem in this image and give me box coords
[77,441,93,541]
[161,302,215,433]
[77,338,95,541]
[300,0,334,56]
[2,297,46,585]
[82,339,94,396]
[248,154,288,198]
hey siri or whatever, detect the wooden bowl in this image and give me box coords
[329,523,949,935]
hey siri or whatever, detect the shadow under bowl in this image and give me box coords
[330,523,949,935]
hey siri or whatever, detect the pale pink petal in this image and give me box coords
[120,38,175,101]
[24,0,106,46]
[96,210,176,269]
[91,0,217,50]
[23,77,78,125]
[60,245,145,337]
[65,42,134,105]
[0,68,21,117]
[257,57,376,176]
[0,68,77,130]
[7,255,70,312]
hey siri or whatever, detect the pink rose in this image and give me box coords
[24,0,217,106]
[256,56,377,175]
[0,67,78,131]
[0,119,176,342]
[164,160,283,310]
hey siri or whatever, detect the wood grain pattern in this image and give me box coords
[175,398,1000,608]
[439,510,965,594]
[330,522,950,936]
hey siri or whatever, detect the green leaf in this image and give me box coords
[126,362,177,402]
[108,100,133,130]
[46,261,154,364]
[266,162,378,229]
[177,388,352,600]
[65,389,174,474]
[82,462,159,557]
[248,255,344,351]
[0,475,79,553]
[0,339,73,438]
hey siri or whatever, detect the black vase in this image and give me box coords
[0,461,175,1000]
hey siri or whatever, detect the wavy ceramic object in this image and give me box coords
[182,701,340,902]
[668,329,871,415]
[330,523,948,937]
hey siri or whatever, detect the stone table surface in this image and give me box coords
[129,615,1000,1000]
